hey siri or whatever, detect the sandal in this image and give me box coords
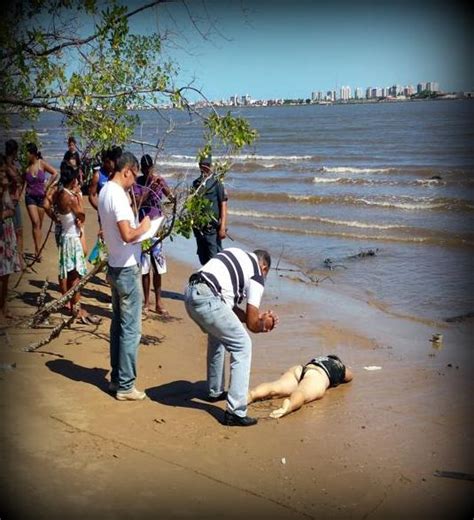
[78,314,102,325]
[86,314,102,325]
[155,308,170,318]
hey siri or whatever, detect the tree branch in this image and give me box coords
[22,0,174,58]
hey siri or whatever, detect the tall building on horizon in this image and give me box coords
[417,82,427,94]
[340,85,351,101]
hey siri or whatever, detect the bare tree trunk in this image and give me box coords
[27,260,106,327]
[24,315,76,351]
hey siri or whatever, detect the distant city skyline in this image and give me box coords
[131,0,473,102]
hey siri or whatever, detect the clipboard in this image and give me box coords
[132,216,165,243]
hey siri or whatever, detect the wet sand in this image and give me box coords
[0,202,473,519]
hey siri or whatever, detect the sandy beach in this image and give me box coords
[1,201,473,520]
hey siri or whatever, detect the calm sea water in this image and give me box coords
[3,100,474,321]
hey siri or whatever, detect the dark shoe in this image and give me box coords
[223,411,258,427]
[206,391,227,403]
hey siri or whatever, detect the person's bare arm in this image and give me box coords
[70,193,85,224]
[218,200,227,239]
[243,304,279,333]
[116,216,150,243]
[43,186,57,221]
[88,171,99,210]
[344,367,354,383]
[42,160,59,189]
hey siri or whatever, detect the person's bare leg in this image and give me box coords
[0,275,12,318]
[248,366,301,404]
[16,226,24,269]
[142,273,150,313]
[270,370,328,418]
[26,204,42,258]
[154,273,168,315]
[67,270,84,317]
[37,207,45,257]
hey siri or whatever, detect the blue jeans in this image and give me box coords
[184,282,252,417]
[108,264,142,392]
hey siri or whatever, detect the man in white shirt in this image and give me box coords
[184,248,279,426]
[98,152,150,401]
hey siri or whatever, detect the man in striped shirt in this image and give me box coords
[184,247,279,426]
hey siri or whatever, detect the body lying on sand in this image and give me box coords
[248,354,353,418]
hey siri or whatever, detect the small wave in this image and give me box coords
[319,166,396,174]
[249,223,473,247]
[232,191,473,212]
[156,160,197,169]
[238,154,313,162]
[170,153,313,162]
[229,209,405,230]
[312,176,341,183]
[415,179,446,186]
[359,198,448,210]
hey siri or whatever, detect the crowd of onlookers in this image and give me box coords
[0,135,352,425]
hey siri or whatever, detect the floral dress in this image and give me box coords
[0,186,21,276]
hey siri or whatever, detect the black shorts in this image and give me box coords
[300,355,346,387]
[25,193,44,207]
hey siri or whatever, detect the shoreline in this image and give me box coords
[1,202,473,518]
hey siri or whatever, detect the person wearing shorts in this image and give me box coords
[248,354,353,419]
[23,143,58,260]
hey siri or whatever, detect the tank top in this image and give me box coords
[57,189,80,237]
[25,168,46,197]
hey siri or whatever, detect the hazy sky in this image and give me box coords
[132,0,472,101]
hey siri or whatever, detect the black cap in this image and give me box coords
[199,154,212,166]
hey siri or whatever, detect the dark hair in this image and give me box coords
[67,135,76,145]
[253,249,271,270]
[60,161,78,186]
[26,142,42,159]
[63,150,80,163]
[115,151,139,173]
[5,139,18,156]
[0,153,5,167]
[102,145,122,164]
[140,154,153,173]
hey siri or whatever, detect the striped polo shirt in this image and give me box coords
[198,248,265,309]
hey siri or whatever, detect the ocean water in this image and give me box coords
[3,100,473,321]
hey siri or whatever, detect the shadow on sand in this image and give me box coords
[147,379,224,424]
[45,359,111,396]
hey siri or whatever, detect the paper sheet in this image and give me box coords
[132,216,165,243]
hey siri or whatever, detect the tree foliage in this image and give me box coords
[0,0,258,237]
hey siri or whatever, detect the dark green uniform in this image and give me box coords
[192,174,228,265]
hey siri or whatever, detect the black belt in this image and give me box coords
[189,273,220,297]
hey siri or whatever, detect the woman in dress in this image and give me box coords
[54,162,100,324]
[4,139,24,268]
[0,154,21,322]
[23,143,58,260]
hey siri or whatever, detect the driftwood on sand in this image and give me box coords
[27,260,106,328]
[24,315,76,352]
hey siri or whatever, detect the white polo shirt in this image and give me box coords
[98,180,141,267]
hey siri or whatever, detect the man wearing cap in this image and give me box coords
[192,155,228,265]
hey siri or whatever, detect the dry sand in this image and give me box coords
[1,202,473,519]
